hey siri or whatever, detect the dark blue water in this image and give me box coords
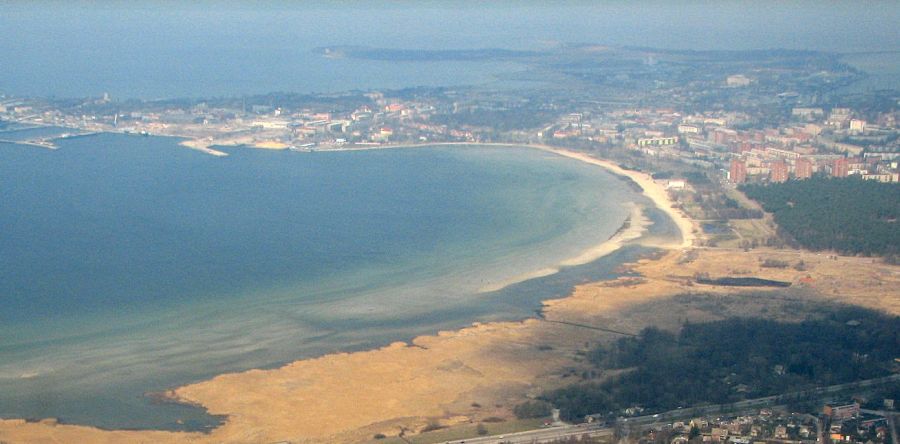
[0,135,655,429]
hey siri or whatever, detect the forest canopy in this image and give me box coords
[537,307,900,421]
[740,177,899,256]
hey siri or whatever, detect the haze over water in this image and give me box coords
[0,135,655,429]
[0,0,897,432]
[1,1,898,99]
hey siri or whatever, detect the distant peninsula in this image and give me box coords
[314,45,540,61]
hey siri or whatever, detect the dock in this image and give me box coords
[0,127,103,151]
[0,138,58,150]
[53,131,102,140]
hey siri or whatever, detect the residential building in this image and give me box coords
[730,159,747,184]
[850,119,867,133]
[795,158,813,179]
[833,157,850,178]
[824,401,860,421]
[770,160,789,183]
[726,74,752,87]
[637,136,678,147]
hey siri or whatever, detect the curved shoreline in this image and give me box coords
[478,202,650,293]
[0,142,694,443]
[316,142,696,249]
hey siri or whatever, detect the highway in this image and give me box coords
[445,374,900,444]
[445,423,611,444]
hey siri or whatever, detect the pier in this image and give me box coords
[0,138,58,150]
[0,130,105,151]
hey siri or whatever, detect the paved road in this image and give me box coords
[601,374,900,426]
[863,409,900,444]
[445,423,611,444]
[445,374,900,444]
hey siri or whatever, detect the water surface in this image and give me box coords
[0,136,653,429]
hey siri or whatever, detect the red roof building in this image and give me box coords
[833,157,850,178]
[770,160,789,183]
[730,159,747,184]
[795,158,813,179]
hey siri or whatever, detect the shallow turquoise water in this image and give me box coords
[0,135,658,430]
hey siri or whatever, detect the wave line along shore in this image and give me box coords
[306,142,697,250]
[0,142,697,444]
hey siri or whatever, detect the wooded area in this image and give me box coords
[532,306,900,421]
[740,177,899,256]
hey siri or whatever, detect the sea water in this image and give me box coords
[0,135,664,430]
[1,2,897,99]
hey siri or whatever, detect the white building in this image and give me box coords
[849,119,867,133]
[677,124,700,134]
[726,74,752,87]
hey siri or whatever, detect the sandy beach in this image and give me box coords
[2,144,896,444]
[479,202,650,293]
[314,142,697,249]
[178,137,289,156]
[529,145,696,249]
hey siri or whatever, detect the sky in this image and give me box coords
[1,1,898,98]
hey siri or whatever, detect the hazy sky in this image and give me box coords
[1,1,898,98]
[4,1,899,51]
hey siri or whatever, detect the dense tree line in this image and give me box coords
[740,177,900,256]
[536,307,900,421]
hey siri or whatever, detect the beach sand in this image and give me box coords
[2,145,896,444]
[178,136,290,155]
[178,138,229,157]
[480,202,650,293]
[252,140,290,149]
[531,145,696,249]
[322,142,697,249]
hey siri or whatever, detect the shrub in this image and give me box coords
[420,421,445,433]
[513,400,553,419]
